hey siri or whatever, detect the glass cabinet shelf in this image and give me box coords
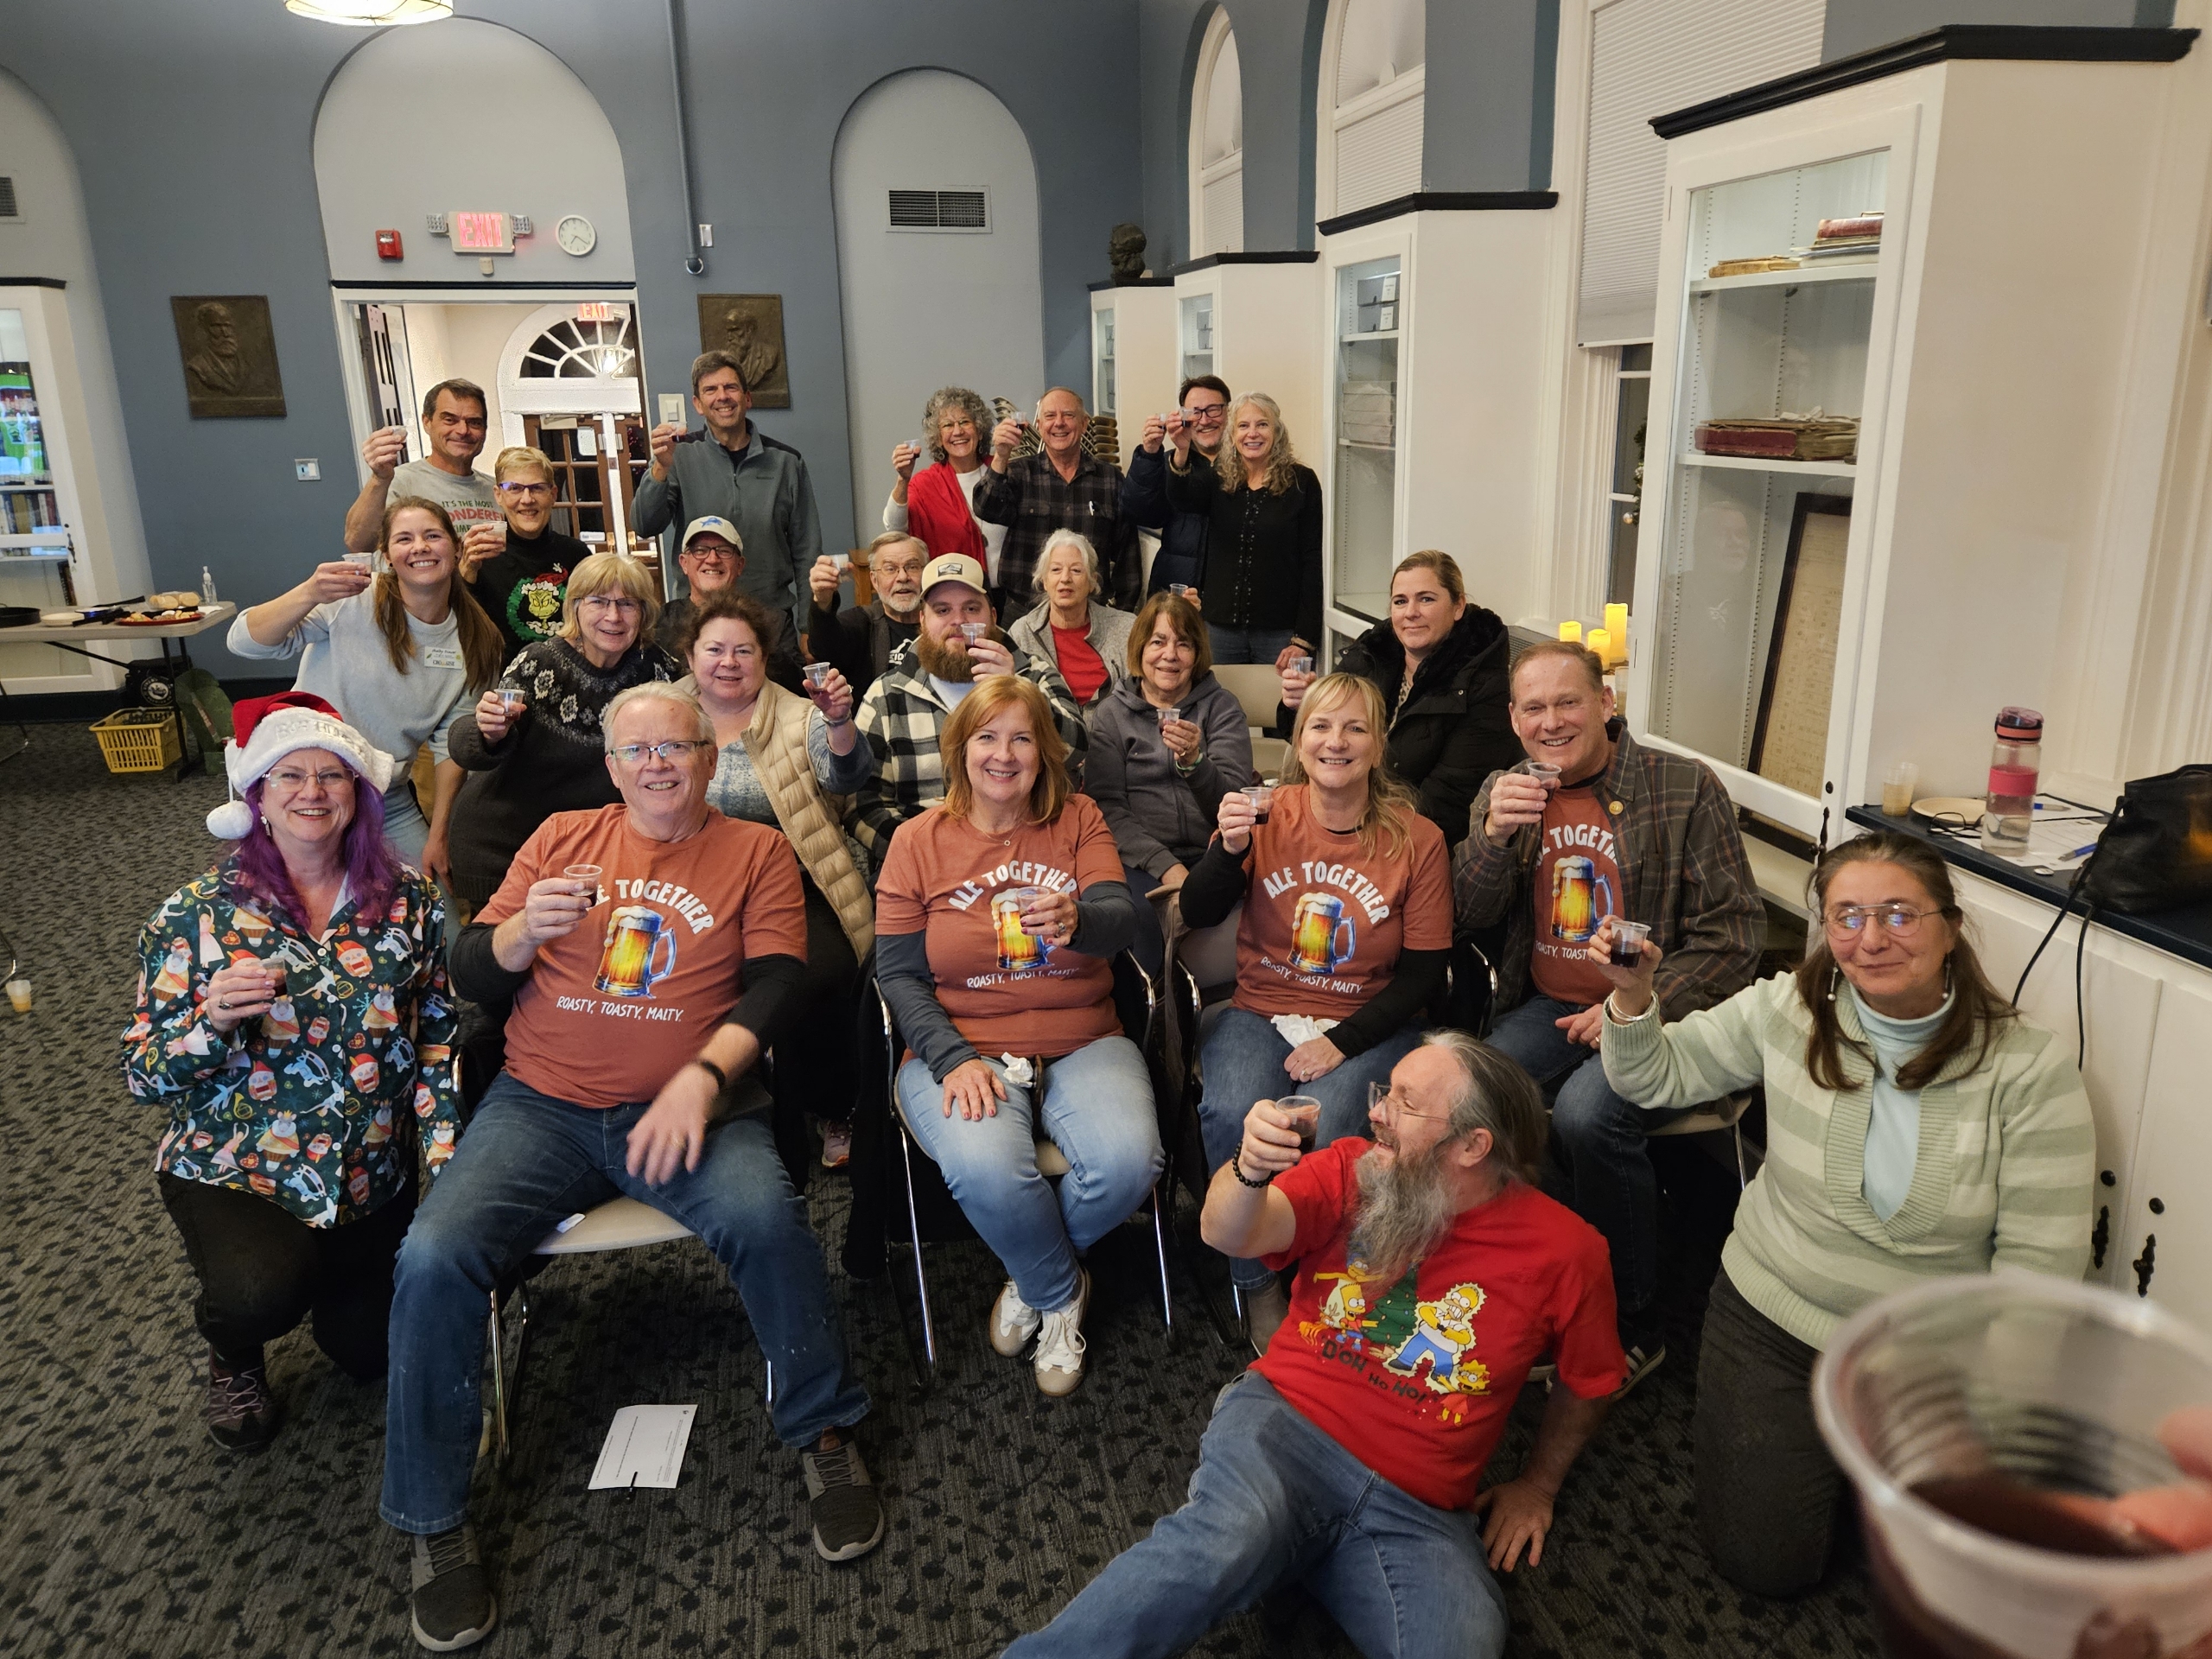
[1091,308,1116,415]
[1330,253,1402,626]
[1643,149,1885,806]
[1179,293,1214,385]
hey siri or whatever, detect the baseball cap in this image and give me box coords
[919,553,988,597]
[681,515,743,553]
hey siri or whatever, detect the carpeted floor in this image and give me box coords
[0,722,1880,1657]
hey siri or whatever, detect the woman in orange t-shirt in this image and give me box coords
[875,676,1163,1398]
[1178,672,1452,1345]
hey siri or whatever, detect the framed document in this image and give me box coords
[1748,493,1851,798]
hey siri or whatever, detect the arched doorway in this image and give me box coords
[831,70,1045,550]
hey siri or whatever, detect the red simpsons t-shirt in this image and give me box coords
[1231,787,1452,1018]
[478,806,808,1108]
[1254,1140,1625,1510]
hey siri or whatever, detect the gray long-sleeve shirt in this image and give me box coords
[632,424,824,626]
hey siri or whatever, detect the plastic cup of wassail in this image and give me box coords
[831,551,851,572]
[1276,1096,1321,1154]
[1813,1275,2212,1659]
[1525,760,1563,788]
[1009,886,1046,935]
[1609,919,1649,968]
[1159,705,1181,730]
[1287,654,1314,679]
[497,682,528,716]
[563,863,602,899]
[804,661,833,687]
[1245,784,1274,824]
[1169,583,1195,600]
[5,977,29,1014]
[345,550,374,572]
[959,621,988,644]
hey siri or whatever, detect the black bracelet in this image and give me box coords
[693,1058,727,1090]
[1230,1155,1273,1189]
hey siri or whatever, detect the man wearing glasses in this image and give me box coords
[1004,1033,1623,1659]
[656,516,805,690]
[386,682,884,1653]
[343,379,502,555]
[1123,374,1230,599]
[1452,639,1762,1395]
[467,447,591,657]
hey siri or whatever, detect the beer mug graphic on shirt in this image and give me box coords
[1289,892,1356,976]
[989,888,1052,975]
[594,906,677,997]
[1549,856,1614,944]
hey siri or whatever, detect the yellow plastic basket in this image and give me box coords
[90,708,182,774]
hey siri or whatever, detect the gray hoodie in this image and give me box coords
[1082,671,1254,879]
[1005,598,1135,707]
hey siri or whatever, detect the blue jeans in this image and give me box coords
[380,1074,868,1535]
[1197,1007,1421,1291]
[1002,1371,1508,1659]
[1207,627,1296,667]
[1485,995,1688,1325]
[897,1036,1163,1313]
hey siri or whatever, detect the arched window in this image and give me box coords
[1189,10,1243,255]
[1318,0,1426,220]
[518,313,637,379]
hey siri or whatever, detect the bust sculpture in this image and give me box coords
[1109,223,1147,285]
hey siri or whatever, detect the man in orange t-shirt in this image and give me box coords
[381,685,881,1655]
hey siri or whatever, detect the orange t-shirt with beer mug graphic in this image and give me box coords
[476,804,808,1108]
[874,793,1124,1061]
[1230,785,1452,1017]
[1527,782,1623,1007]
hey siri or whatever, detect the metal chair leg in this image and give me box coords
[1151,1181,1173,1331]
[486,1287,511,1466]
[765,1360,774,1406]
[1732,1122,1748,1192]
[893,1116,938,1370]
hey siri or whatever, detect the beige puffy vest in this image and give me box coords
[741,682,874,957]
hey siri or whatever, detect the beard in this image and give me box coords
[1346,1135,1459,1287]
[914,627,982,683]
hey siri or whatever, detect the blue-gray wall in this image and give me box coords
[0,0,1139,682]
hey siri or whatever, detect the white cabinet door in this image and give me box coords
[2122,977,2212,1336]
[1953,871,2160,1291]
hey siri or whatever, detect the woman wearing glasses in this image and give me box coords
[1593,830,2094,1598]
[445,551,678,914]
[678,588,874,1173]
[466,446,588,658]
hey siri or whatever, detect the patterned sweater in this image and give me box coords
[1602,974,2095,1349]
[124,864,461,1227]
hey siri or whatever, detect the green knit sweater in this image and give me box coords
[1601,973,2095,1350]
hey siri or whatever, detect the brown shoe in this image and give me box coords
[1033,1269,1090,1397]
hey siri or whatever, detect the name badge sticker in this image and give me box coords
[421,645,462,669]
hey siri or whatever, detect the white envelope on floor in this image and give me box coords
[589,1404,696,1490]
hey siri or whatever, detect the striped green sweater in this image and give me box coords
[1601,973,2095,1350]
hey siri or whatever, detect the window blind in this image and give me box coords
[1577,0,1823,346]
[1201,162,1244,256]
[1335,85,1424,216]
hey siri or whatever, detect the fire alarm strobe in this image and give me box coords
[376,229,404,261]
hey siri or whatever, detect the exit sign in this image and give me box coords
[449,211,513,254]
[575,302,620,322]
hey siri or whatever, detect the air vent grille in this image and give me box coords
[887,188,988,232]
[0,179,19,220]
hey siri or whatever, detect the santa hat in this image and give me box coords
[206,691,397,840]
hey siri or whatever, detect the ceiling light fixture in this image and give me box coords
[284,0,453,25]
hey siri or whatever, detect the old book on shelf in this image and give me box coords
[1708,257,1802,278]
[1694,415,1859,461]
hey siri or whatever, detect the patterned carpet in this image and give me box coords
[0,722,1879,1657]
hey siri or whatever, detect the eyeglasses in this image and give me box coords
[680,547,736,564]
[1367,1081,1452,1122]
[266,767,354,792]
[578,594,642,615]
[1826,903,1945,938]
[610,739,711,764]
[497,481,553,500]
[1185,404,1228,423]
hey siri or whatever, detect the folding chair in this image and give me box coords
[879,950,1173,1370]
[1207,664,1289,779]
[1646,1090,1756,1190]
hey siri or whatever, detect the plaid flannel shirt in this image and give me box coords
[847,649,1089,865]
[971,451,1141,608]
[1452,723,1764,1021]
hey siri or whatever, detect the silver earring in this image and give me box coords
[1827,965,1840,1003]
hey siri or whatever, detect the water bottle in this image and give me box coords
[200,564,218,604]
[1980,707,2042,852]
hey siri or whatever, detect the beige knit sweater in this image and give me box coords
[1601,973,2095,1350]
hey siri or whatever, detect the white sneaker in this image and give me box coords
[1033,1269,1090,1398]
[989,1280,1041,1357]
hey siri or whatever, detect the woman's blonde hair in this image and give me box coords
[1277,671,1420,860]
[560,550,661,643]
[1212,391,1300,495]
[939,675,1071,825]
[493,445,555,485]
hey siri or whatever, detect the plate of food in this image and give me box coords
[118,607,205,626]
[1910,796,1985,826]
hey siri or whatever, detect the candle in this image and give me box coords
[1604,604,1629,664]
[1586,627,1612,663]
[1559,620,1583,643]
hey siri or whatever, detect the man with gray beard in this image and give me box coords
[1001,1033,1624,1659]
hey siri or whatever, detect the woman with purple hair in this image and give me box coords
[124,691,462,1456]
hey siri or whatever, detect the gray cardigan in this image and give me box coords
[1083,671,1255,879]
[1006,599,1135,706]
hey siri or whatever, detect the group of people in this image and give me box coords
[124,350,2098,1657]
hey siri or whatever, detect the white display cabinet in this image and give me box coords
[0,283,142,694]
[1087,280,1176,467]
[1314,199,1557,664]
[1627,30,2196,842]
[1168,253,1324,493]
